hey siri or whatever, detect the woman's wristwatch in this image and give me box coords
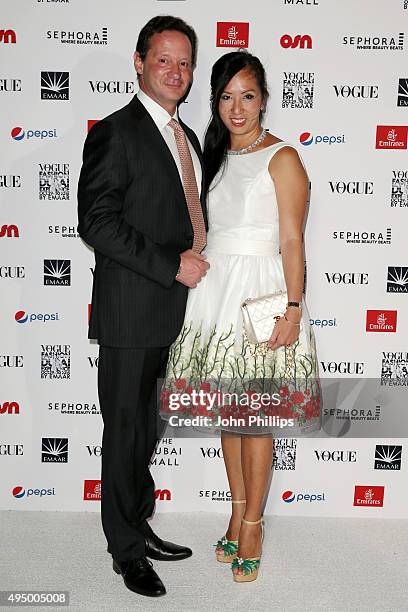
[286,301,302,310]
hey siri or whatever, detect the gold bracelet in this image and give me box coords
[283,314,301,327]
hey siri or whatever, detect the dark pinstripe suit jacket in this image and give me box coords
[77,95,207,348]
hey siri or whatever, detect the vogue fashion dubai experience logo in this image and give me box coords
[39,163,69,200]
[374,445,402,470]
[387,267,408,293]
[381,351,408,386]
[282,72,314,108]
[42,438,68,463]
[46,27,108,45]
[391,170,408,207]
[41,345,70,379]
[273,439,297,470]
[342,33,404,51]
[216,22,249,48]
[41,72,69,100]
[44,260,71,286]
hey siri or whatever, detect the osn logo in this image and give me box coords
[15,310,60,324]
[12,486,56,498]
[300,132,346,146]
[11,127,57,140]
[216,22,249,48]
[280,34,312,49]
[155,488,171,501]
[0,224,19,238]
[0,29,16,44]
[282,490,325,503]
[0,401,20,415]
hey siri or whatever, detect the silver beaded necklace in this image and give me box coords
[227,128,268,156]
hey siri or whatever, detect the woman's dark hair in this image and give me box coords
[136,15,198,68]
[203,51,269,193]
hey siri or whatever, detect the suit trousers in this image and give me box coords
[98,345,169,561]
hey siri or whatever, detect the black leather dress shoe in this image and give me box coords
[144,530,192,561]
[113,557,166,597]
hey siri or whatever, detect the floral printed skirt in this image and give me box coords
[160,250,321,436]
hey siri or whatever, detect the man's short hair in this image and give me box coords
[136,15,198,68]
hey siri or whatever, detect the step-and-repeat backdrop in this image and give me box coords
[1,0,408,519]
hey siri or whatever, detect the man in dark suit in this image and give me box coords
[77,15,208,598]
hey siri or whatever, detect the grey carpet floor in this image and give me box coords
[1,511,407,612]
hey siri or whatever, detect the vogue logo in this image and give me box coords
[329,181,373,194]
[0,29,16,44]
[0,175,21,187]
[216,22,249,48]
[366,310,397,333]
[0,79,21,92]
[342,33,404,51]
[0,401,20,414]
[325,272,369,285]
[0,266,25,279]
[89,80,135,94]
[320,361,365,375]
[314,450,357,462]
[333,84,379,99]
[0,224,19,238]
[353,486,384,507]
[280,34,312,49]
[0,444,23,456]
[0,356,23,368]
[376,126,408,149]
[200,447,223,459]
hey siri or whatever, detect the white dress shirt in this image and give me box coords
[137,89,202,196]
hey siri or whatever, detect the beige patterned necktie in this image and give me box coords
[168,118,206,253]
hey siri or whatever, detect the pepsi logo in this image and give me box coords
[11,127,24,140]
[282,490,295,503]
[12,486,25,498]
[15,311,28,324]
[300,132,313,146]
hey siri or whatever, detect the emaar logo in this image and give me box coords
[282,490,326,503]
[300,132,345,146]
[15,310,60,324]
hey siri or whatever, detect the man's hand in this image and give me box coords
[176,250,210,288]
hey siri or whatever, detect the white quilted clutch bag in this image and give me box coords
[241,290,288,345]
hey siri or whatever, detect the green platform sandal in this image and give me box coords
[214,500,246,563]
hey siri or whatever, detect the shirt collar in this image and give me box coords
[137,89,178,132]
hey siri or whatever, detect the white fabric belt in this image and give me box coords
[205,236,279,256]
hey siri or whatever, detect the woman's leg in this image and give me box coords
[221,432,246,539]
[238,434,273,558]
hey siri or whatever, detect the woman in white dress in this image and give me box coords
[161,52,320,582]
